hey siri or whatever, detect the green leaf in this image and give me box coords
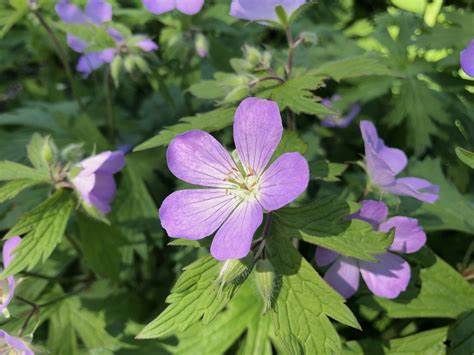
[134,107,235,151]
[274,196,394,261]
[58,23,115,51]
[2,190,74,276]
[401,158,474,234]
[238,313,273,355]
[27,133,49,170]
[137,256,241,339]
[448,311,474,355]
[311,160,348,182]
[48,297,79,355]
[267,233,360,354]
[455,147,474,169]
[188,80,225,100]
[343,327,448,354]
[364,248,474,319]
[0,160,50,182]
[0,179,42,204]
[272,131,308,160]
[391,0,427,14]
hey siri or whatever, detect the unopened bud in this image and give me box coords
[244,45,261,68]
[217,256,253,287]
[254,259,276,313]
[195,33,209,58]
[41,136,58,165]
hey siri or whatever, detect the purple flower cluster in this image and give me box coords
[230,0,307,21]
[159,97,309,260]
[316,200,426,299]
[142,0,204,15]
[360,120,439,203]
[56,0,157,76]
[321,95,361,128]
[460,40,474,77]
[0,237,35,354]
[71,150,125,214]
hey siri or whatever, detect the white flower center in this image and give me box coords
[225,167,261,201]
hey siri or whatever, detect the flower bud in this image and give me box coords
[41,136,58,165]
[195,33,209,58]
[244,45,262,68]
[217,256,253,287]
[254,259,276,313]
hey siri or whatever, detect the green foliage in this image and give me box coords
[455,147,474,169]
[0,160,50,182]
[0,179,42,203]
[448,311,474,355]
[275,196,394,261]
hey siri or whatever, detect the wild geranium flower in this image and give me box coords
[142,0,204,15]
[0,330,34,355]
[321,95,361,128]
[460,40,474,77]
[316,200,426,299]
[159,97,309,260]
[230,0,306,22]
[56,0,157,76]
[71,150,125,214]
[360,121,439,203]
[1,236,21,314]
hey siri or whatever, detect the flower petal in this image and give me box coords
[258,152,309,211]
[360,252,411,299]
[73,172,117,213]
[384,177,439,204]
[0,237,21,312]
[315,247,339,267]
[159,189,239,240]
[233,97,283,176]
[0,330,34,355]
[176,0,204,15]
[379,216,426,254]
[166,130,238,188]
[460,40,474,77]
[230,0,306,22]
[79,151,125,175]
[142,0,175,14]
[55,0,86,23]
[210,200,263,260]
[324,257,360,299]
[350,199,388,228]
[137,38,158,52]
[2,236,21,268]
[67,34,88,53]
[85,0,112,24]
[77,52,107,76]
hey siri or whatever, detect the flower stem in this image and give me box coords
[33,10,85,111]
[104,67,116,143]
[254,214,273,261]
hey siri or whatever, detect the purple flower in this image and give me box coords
[71,150,125,214]
[142,0,204,15]
[316,200,426,299]
[360,121,439,203]
[56,0,157,77]
[230,0,306,22]
[0,330,34,355]
[159,97,309,261]
[321,95,361,128]
[1,236,21,314]
[460,40,474,77]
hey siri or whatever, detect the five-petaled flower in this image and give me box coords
[316,200,426,299]
[460,39,474,77]
[159,97,309,260]
[71,150,125,214]
[142,0,204,15]
[360,120,439,203]
[230,0,306,22]
[321,95,360,128]
[56,0,157,76]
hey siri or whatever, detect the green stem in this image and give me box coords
[33,10,85,111]
[104,68,116,143]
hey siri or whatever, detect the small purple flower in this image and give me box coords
[1,236,21,314]
[71,150,125,214]
[460,40,474,77]
[55,0,112,25]
[142,0,204,15]
[159,97,309,261]
[360,121,439,203]
[321,95,361,128]
[230,0,306,22]
[0,330,34,354]
[316,200,426,299]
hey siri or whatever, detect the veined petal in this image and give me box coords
[67,34,88,53]
[72,172,117,213]
[324,257,360,299]
[55,0,87,23]
[79,151,125,175]
[460,40,474,77]
[258,152,309,211]
[167,130,238,188]
[2,236,21,268]
[360,252,411,299]
[234,97,283,176]
[210,200,263,261]
[383,177,439,203]
[159,189,239,240]
[85,0,112,24]
[350,199,388,228]
[315,247,339,267]
[379,216,426,254]
[77,52,107,76]
[0,330,34,355]
[176,0,204,14]
[230,0,306,22]
[142,0,175,14]
[0,237,21,312]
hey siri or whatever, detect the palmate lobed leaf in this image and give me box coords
[274,195,394,261]
[0,179,43,204]
[0,160,50,182]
